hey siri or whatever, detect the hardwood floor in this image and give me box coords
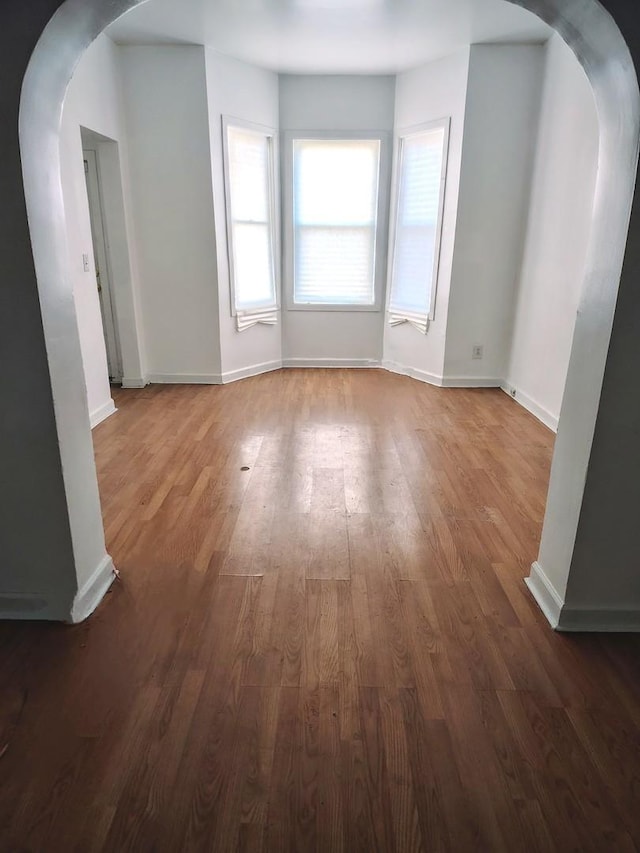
[1,369,639,851]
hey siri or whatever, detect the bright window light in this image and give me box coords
[224,122,278,324]
[389,120,449,332]
[293,138,381,306]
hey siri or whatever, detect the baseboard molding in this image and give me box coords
[381,360,502,389]
[221,360,282,384]
[283,358,381,369]
[525,564,640,632]
[90,399,117,429]
[381,360,443,386]
[557,606,640,632]
[146,373,223,385]
[121,376,148,389]
[441,376,502,388]
[70,554,116,624]
[525,561,563,629]
[501,384,558,432]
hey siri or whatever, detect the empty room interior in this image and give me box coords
[2,0,640,849]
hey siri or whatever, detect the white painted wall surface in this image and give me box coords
[506,35,599,429]
[383,51,470,382]
[443,45,544,383]
[279,75,395,364]
[120,46,221,381]
[205,51,282,379]
[61,34,142,423]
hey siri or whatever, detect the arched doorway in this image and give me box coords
[11,0,640,626]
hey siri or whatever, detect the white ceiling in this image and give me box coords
[106,0,552,75]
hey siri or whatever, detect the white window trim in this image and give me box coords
[387,117,451,333]
[221,115,280,330]
[282,130,391,312]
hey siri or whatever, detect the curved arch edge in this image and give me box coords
[16,0,640,625]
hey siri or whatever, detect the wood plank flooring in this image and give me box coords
[1,369,640,851]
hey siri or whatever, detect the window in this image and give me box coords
[223,118,279,330]
[287,135,386,309]
[388,119,450,333]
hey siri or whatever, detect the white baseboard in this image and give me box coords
[525,561,563,629]
[70,554,116,624]
[121,376,147,389]
[381,360,443,386]
[146,363,284,385]
[526,563,640,632]
[90,399,117,429]
[283,358,381,369]
[501,384,558,432]
[146,373,223,385]
[441,376,502,388]
[381,361,503,389]
[221,360,282,384]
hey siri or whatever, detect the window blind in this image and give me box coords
[225,124,278,330]
[293,139,381,306]
[389,123,448,333]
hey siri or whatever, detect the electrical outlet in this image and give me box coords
[472,344,483,360]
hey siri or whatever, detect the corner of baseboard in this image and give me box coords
[90,399,117,429]
[70,554,116,624]
[381,359,408,377]
[221,360,283,383]
[381,360,443,386]
[121,376,148,389]
[525,561,563,629]
[501,384,559,432]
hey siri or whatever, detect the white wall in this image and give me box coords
[443,44,545,383]
[60,39,593,415]
[506,35,599,429]
[383,50,470,381]
[279,75,395,364]
[205,51,282,379]
[120,45,221,381]
[61,33,144,423]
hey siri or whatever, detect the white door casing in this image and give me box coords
[83,147,122,382]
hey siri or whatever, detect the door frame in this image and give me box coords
[82,145,123,382]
